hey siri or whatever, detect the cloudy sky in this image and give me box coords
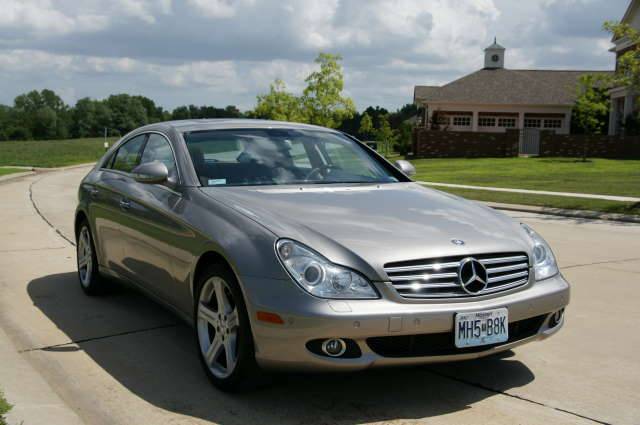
[0,0,628,112]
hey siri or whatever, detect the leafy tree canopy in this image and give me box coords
[254,53,355,128]
[572,74,611,135]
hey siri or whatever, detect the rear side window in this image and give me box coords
[140,134,177,178]
[111,134,147,173]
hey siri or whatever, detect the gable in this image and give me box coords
[414,69,613,106]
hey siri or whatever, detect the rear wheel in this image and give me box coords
[76,221,104,295]
[195,264,261,392]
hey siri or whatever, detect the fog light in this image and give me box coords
[322,338,347,357]
[549,308,564,327]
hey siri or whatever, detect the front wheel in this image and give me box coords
[195,264,262,392]
[76,221,105,295]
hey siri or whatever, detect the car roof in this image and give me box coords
[138,119,339,134]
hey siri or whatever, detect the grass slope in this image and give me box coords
[0,167,27,177]
[410,157,640,198]
[438,187,640,217]
[0,137,117,168]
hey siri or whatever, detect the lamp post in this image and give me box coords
[103,127,109,151]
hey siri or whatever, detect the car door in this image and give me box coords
[119,133,194,313]
[92,134,147,278]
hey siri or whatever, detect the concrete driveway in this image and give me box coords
[0,166,638,425]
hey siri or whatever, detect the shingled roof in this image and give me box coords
[414,69,613,106]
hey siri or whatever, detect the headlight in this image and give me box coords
[521,223,558,281]
[276,239,379,299]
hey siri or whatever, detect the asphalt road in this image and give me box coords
[0,166,638,425]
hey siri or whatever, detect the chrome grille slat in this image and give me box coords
[393,281,459,290]
[382,261,460,273]
[384,252,529,299]
[400,291,471,299]
[480,255,528,265]
[482,278,529,294]
[486,263,528,274]
[387,272,458,282]
[487,270,529,283]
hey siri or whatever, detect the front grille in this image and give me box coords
[384,252,530,299]
[366,314,546,358]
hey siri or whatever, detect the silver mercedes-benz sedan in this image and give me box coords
[75,119,569,391]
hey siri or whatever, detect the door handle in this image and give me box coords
[89,188,99,198]
[119,199,131,210]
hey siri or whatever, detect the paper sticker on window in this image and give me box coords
[208,179,227,186]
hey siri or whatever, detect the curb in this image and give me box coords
[0,163,95,185]
[33,162,96,171]
[484,201,640,224]
[0,171,36,183]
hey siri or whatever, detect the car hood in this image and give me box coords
[199,182,532,281]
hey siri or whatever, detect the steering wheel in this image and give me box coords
[304,164,335,182]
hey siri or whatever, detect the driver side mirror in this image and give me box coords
[132,161,169,184]
[394,159,416,177]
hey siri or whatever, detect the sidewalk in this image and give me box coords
[0,326,84,425]
[0,174,85,425]
[420,181,640,203]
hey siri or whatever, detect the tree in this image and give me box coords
[0,105,11,140]
[605,21,640,90]
[572,74,612,161]
[358,112,374,140]
[572,74,611,135]
[604,21,640,134]
[105,94,148,135]
[395,121,413,155]
[375,114,398,156]
[13,89,70,139]
[172,105,191,120]
[254,79,307,122]
[301,53,356,128]
[133,95,165,123]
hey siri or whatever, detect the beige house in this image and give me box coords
[609,0,639,135]
[414,40,611,135]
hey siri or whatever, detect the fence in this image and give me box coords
[411,129,520,158]
[539,131,640,158]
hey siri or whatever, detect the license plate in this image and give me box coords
[454,308,508,348]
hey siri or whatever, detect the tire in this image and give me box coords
[194,263,262,392]
[76,220,104,295]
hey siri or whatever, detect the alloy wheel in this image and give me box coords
[77,226,93,287]
[197,277,240,378]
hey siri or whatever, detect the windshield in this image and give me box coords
[184,128,400,187]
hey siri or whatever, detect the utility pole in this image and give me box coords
[103,127,109,151]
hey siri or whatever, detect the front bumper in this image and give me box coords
[239,273,570,371]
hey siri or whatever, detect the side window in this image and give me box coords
[111,135,147,173]
[140,134,177,178]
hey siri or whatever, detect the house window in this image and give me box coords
[452,116,471,127]
[437,115,450,126]
[497,118,516,128]
[543,119,562,129]
[524,118,541,128]
[478,117,496,127]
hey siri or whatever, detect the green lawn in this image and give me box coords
[440,187,640,217]
[0,137,117,168]
[409,157,640,198]
[0,167,27,177]
[0,391,11,425]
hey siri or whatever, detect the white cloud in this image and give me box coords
[0,0,628,111]
[159,60,241,91]
[0,0,109,35]
[186,0,242,18]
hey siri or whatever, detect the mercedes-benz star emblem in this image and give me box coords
[458,257,488,294]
